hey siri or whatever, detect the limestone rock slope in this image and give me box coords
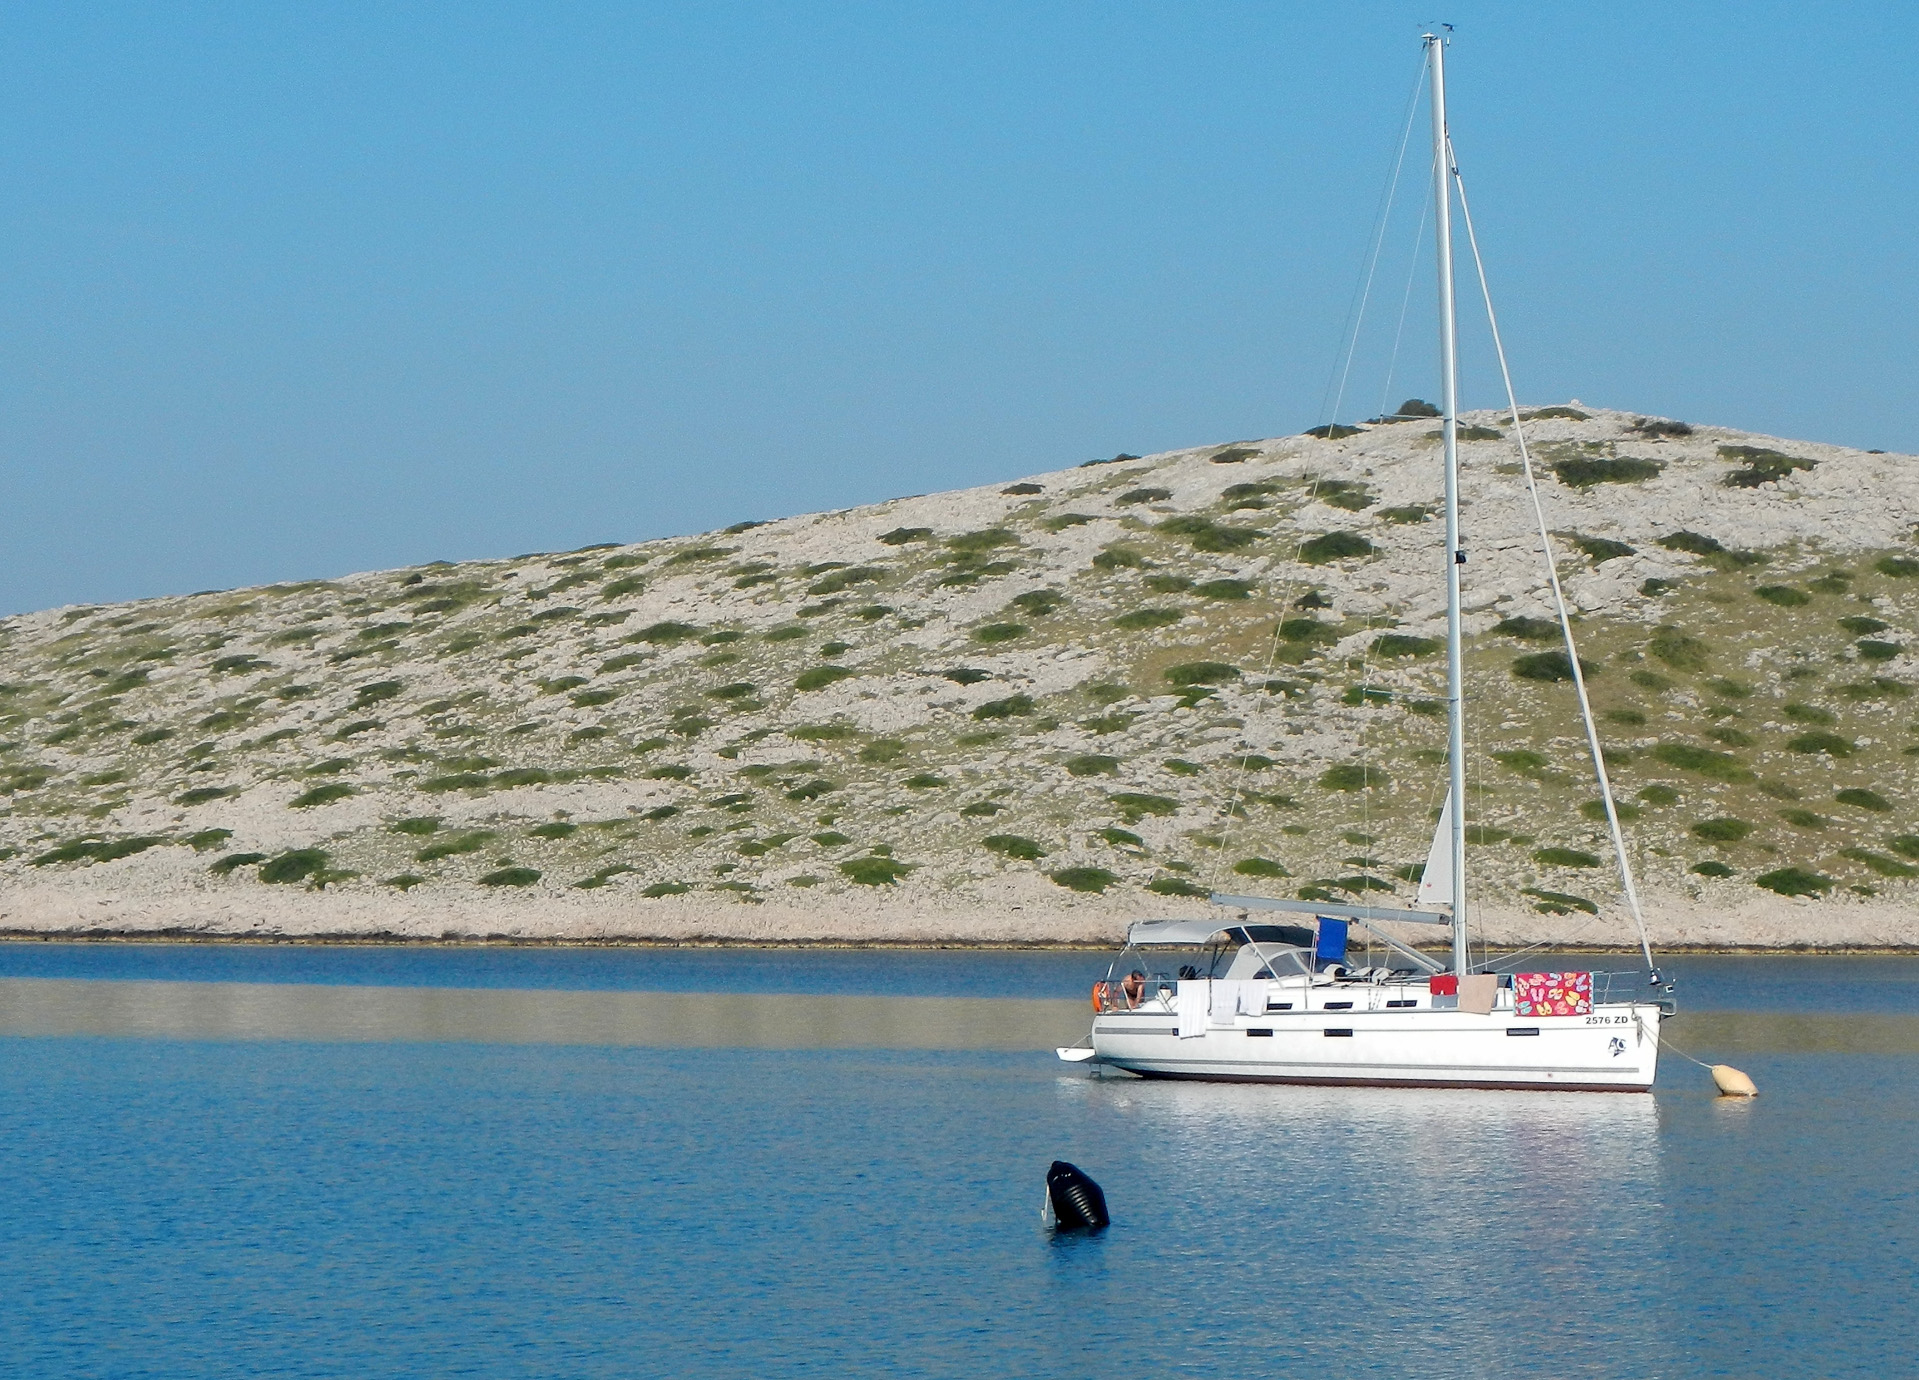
[4,405,1918,946]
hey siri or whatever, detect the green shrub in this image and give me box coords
[901,772,946,789]
[1492,750,1549,773]
[494,768,553,787]
[1110,792,1179,820]
[1302,423,1363,440]
[132,727,175,745]
[186,828,233,852]
[1755,866,1833,897]
[841,856,912,886]
[784,779,838,801]
[1157,516,1263,553]
[1640,579,1681,597]
[1297,531,1375,564]
[632,621,700,644]
[1097,827,1145,848]
[1524,889,1600,914]
[1650,743,1750,780]
[983,834,1045,861]
[1858,640,1903,662]
[290,784,356,808]
[1835,788,1892,813]
[1533,847,1601,867]
[1787,732,1856,756]
[794,665,855,691]
[947,528,1018,553]
[1555,456,1662,487]
[1753,585,1810,607]
[479,867,540,887]
[390,817,440,836]
[1378,505,1431,524]
[1373,633,1440,658]
[1525,406,1589,421]
[1113,608,1183,631]
[1144,575,1194,594]
[641,881,690,897]
[858,740,907,764]
[789,722,855,741]
[1839,848,1919,879]
[1886,835,1919,860]
[1512,651,1596,682]
[1660,530,1725,557]
[175,786,238,806]
[1277,618,1339,646]
[973,694,1034,720]
[1065,754,1120,777]
[1092,545,1147,569]
[1008,589,1065,616]
[1876,556,1919,577]
[1211,445,1260,463]
[972,623,1028,645]
[1783,702,1836,724]
[1691,861,1734,878]
[1649,626,1709,671]
[1572,535,1635,563]
[1147,877,1208,897]
[1778,809,1829,830]
[1638,784,1680,805]
[1719,445,1814,488]
[1494,616,1559,640]
[878,527,932,545]
[1840,678,1912,700]
[209,852,268,875]
[1605,709,1647,727]
[1049,866,1119,893]
[354,679,403,705]
[333,720,382,739]
[211,655,271,675]
[1232,857,1290,878]
[1691,818,1754,843]
[1045,513,1096,531]
[1320,764,1386,791]
[1578,799,1642,822]
[1195,579,1254,600]
[260,849,329,884]
[1164,662,1239,687]
[418,773,489,792]
[416,831,496,862]
[1117,487,1172,505]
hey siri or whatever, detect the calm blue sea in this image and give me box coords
[0,943,1913,1379]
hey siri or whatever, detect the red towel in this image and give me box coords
[1429,974,1458,996]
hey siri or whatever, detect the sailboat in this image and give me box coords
[1060,34,1674,1091]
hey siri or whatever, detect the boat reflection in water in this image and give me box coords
[1052,1068,1673,1371]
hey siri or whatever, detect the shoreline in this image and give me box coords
[2,929,1915,955]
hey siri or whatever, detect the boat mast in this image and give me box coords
[1427,33,1470,977]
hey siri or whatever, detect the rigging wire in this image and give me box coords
[1207,59,1429,899]
[1375,184,1434,422]
[1449,144,1657,971]
[1315,58,1429,429]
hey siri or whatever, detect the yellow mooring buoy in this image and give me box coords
[1710,1064,1758,1097]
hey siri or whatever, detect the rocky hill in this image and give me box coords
[4,405,1917,948]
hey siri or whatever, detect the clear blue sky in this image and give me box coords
[2,2,1913,614]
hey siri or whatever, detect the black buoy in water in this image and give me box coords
[1044,1161,1110,1231]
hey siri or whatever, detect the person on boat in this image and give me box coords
[1121,970,1146,1008]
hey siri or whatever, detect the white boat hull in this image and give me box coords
[1089,1002,1663,1091]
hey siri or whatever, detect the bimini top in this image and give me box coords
[1125,919,1317,948]
[1126,919,1233,947]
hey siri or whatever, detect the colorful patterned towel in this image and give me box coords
[1512,971,1593,1017]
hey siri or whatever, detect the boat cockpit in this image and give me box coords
[1092,919,1421,1013]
